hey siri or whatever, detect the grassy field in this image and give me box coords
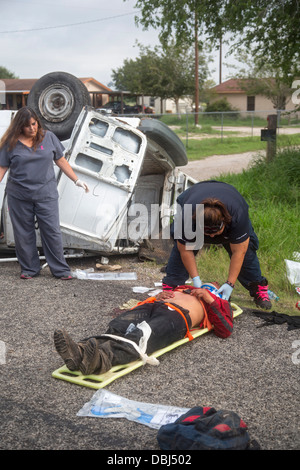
[194,147,300,314]
[184,134,300,160]
[161,113,300,129]
[160,113,300,159]
[160,115,300,313]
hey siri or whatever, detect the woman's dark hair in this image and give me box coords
[193,197,232,227]
[0,106,45,151]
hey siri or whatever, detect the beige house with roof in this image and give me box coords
[0,77,112,110]
[210,78,297,118]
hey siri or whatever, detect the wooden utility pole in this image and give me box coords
[219,35,222,85]
[194,11,199,126]
[261,114,277,162]
[266,114,277,162]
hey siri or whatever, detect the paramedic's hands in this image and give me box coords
[156,291,175,301]
[192,276,202,288]
[217,283,233,300]
[191,288,214,304]
[75,179,89,192]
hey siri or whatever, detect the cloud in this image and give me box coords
[0,0,160,85]
[0,0,228,86]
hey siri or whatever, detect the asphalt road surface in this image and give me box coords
[0,253,299,453]
[1,148,299,454]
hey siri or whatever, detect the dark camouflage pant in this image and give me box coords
[82,301,191,373]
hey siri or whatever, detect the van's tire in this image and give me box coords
[27,71,91,141]
[138,118,188,167]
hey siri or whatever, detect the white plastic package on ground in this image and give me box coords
[77,389,189,429]
[72,269,137,281]
[285,259,300,286]
[132,286,162,297]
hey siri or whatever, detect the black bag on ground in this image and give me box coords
[252,310,300,330]
[157,406,254,450]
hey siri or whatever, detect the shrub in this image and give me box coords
[205,98,240,120]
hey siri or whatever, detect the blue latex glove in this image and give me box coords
[192,276,202,288]
[217,283,233,300]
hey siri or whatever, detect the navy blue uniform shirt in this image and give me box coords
[176,180,250,245]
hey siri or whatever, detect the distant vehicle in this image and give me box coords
[98,101,141,115]
[0,72,196,257]
[143,106,155,114]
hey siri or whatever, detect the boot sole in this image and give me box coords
[253,299,272,310]
[54,329,82,371]
[79,338,100,376]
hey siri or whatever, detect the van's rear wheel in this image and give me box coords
[27,71,91,140]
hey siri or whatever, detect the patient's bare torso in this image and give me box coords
[166,291,205,327]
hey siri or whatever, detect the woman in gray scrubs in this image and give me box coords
[0,106,89,280]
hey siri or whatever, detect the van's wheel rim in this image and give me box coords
[38,84,74,122]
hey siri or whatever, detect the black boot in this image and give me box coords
[249,279,272,310]
[54,329,84,371]
[79,338,102,375]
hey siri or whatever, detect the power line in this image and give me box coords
[0,11,137,34]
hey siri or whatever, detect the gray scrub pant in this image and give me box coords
[7,194,70,277]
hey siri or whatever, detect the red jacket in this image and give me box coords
[173,286,234,339]
[205,293,233,338]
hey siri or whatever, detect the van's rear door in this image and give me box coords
[56,108,147,252]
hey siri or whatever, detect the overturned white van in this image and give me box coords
[0,73,196,258]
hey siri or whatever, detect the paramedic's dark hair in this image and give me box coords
[0,106,45,151]
[193,198,232,226]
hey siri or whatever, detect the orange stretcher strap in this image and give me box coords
[173,286,213,332]
[132,296,195,342]
[198,299,213,332]
[134,297,157,306]
[163,302,194,341]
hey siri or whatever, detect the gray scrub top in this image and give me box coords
[0,130,64,201]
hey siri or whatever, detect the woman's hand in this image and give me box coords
[216,283,233,300]
[191,288,214,304]
[156,291,175,301]
[75,179,89,192]
[55,157,89,192]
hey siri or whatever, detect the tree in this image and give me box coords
[112,57,144,93]
[112,42,209,113]
[218,0,300,79]
[242,77,292,111]
[129,0,213,123]
[112,44,166,112]
[156,41,209,113]
[128,0,300,116]
[0,66,18,79]
[226,50,296,110]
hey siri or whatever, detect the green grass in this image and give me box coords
[184,134,300,160]
[161,113,300,129]
[161,113,268,128]
[195,147,300,314]
[162,116,300,312]
[185,136,264,159]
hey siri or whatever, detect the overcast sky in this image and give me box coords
[0,0,233,88]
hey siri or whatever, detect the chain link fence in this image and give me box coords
[149,109,300,143]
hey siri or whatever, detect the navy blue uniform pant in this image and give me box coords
[163,224,265,290]
[7,194,70,277]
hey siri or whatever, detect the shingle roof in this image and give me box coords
[0,78,37,92]
[211,79,250,94]
[0,77,112,93]
[80,77,112,92]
